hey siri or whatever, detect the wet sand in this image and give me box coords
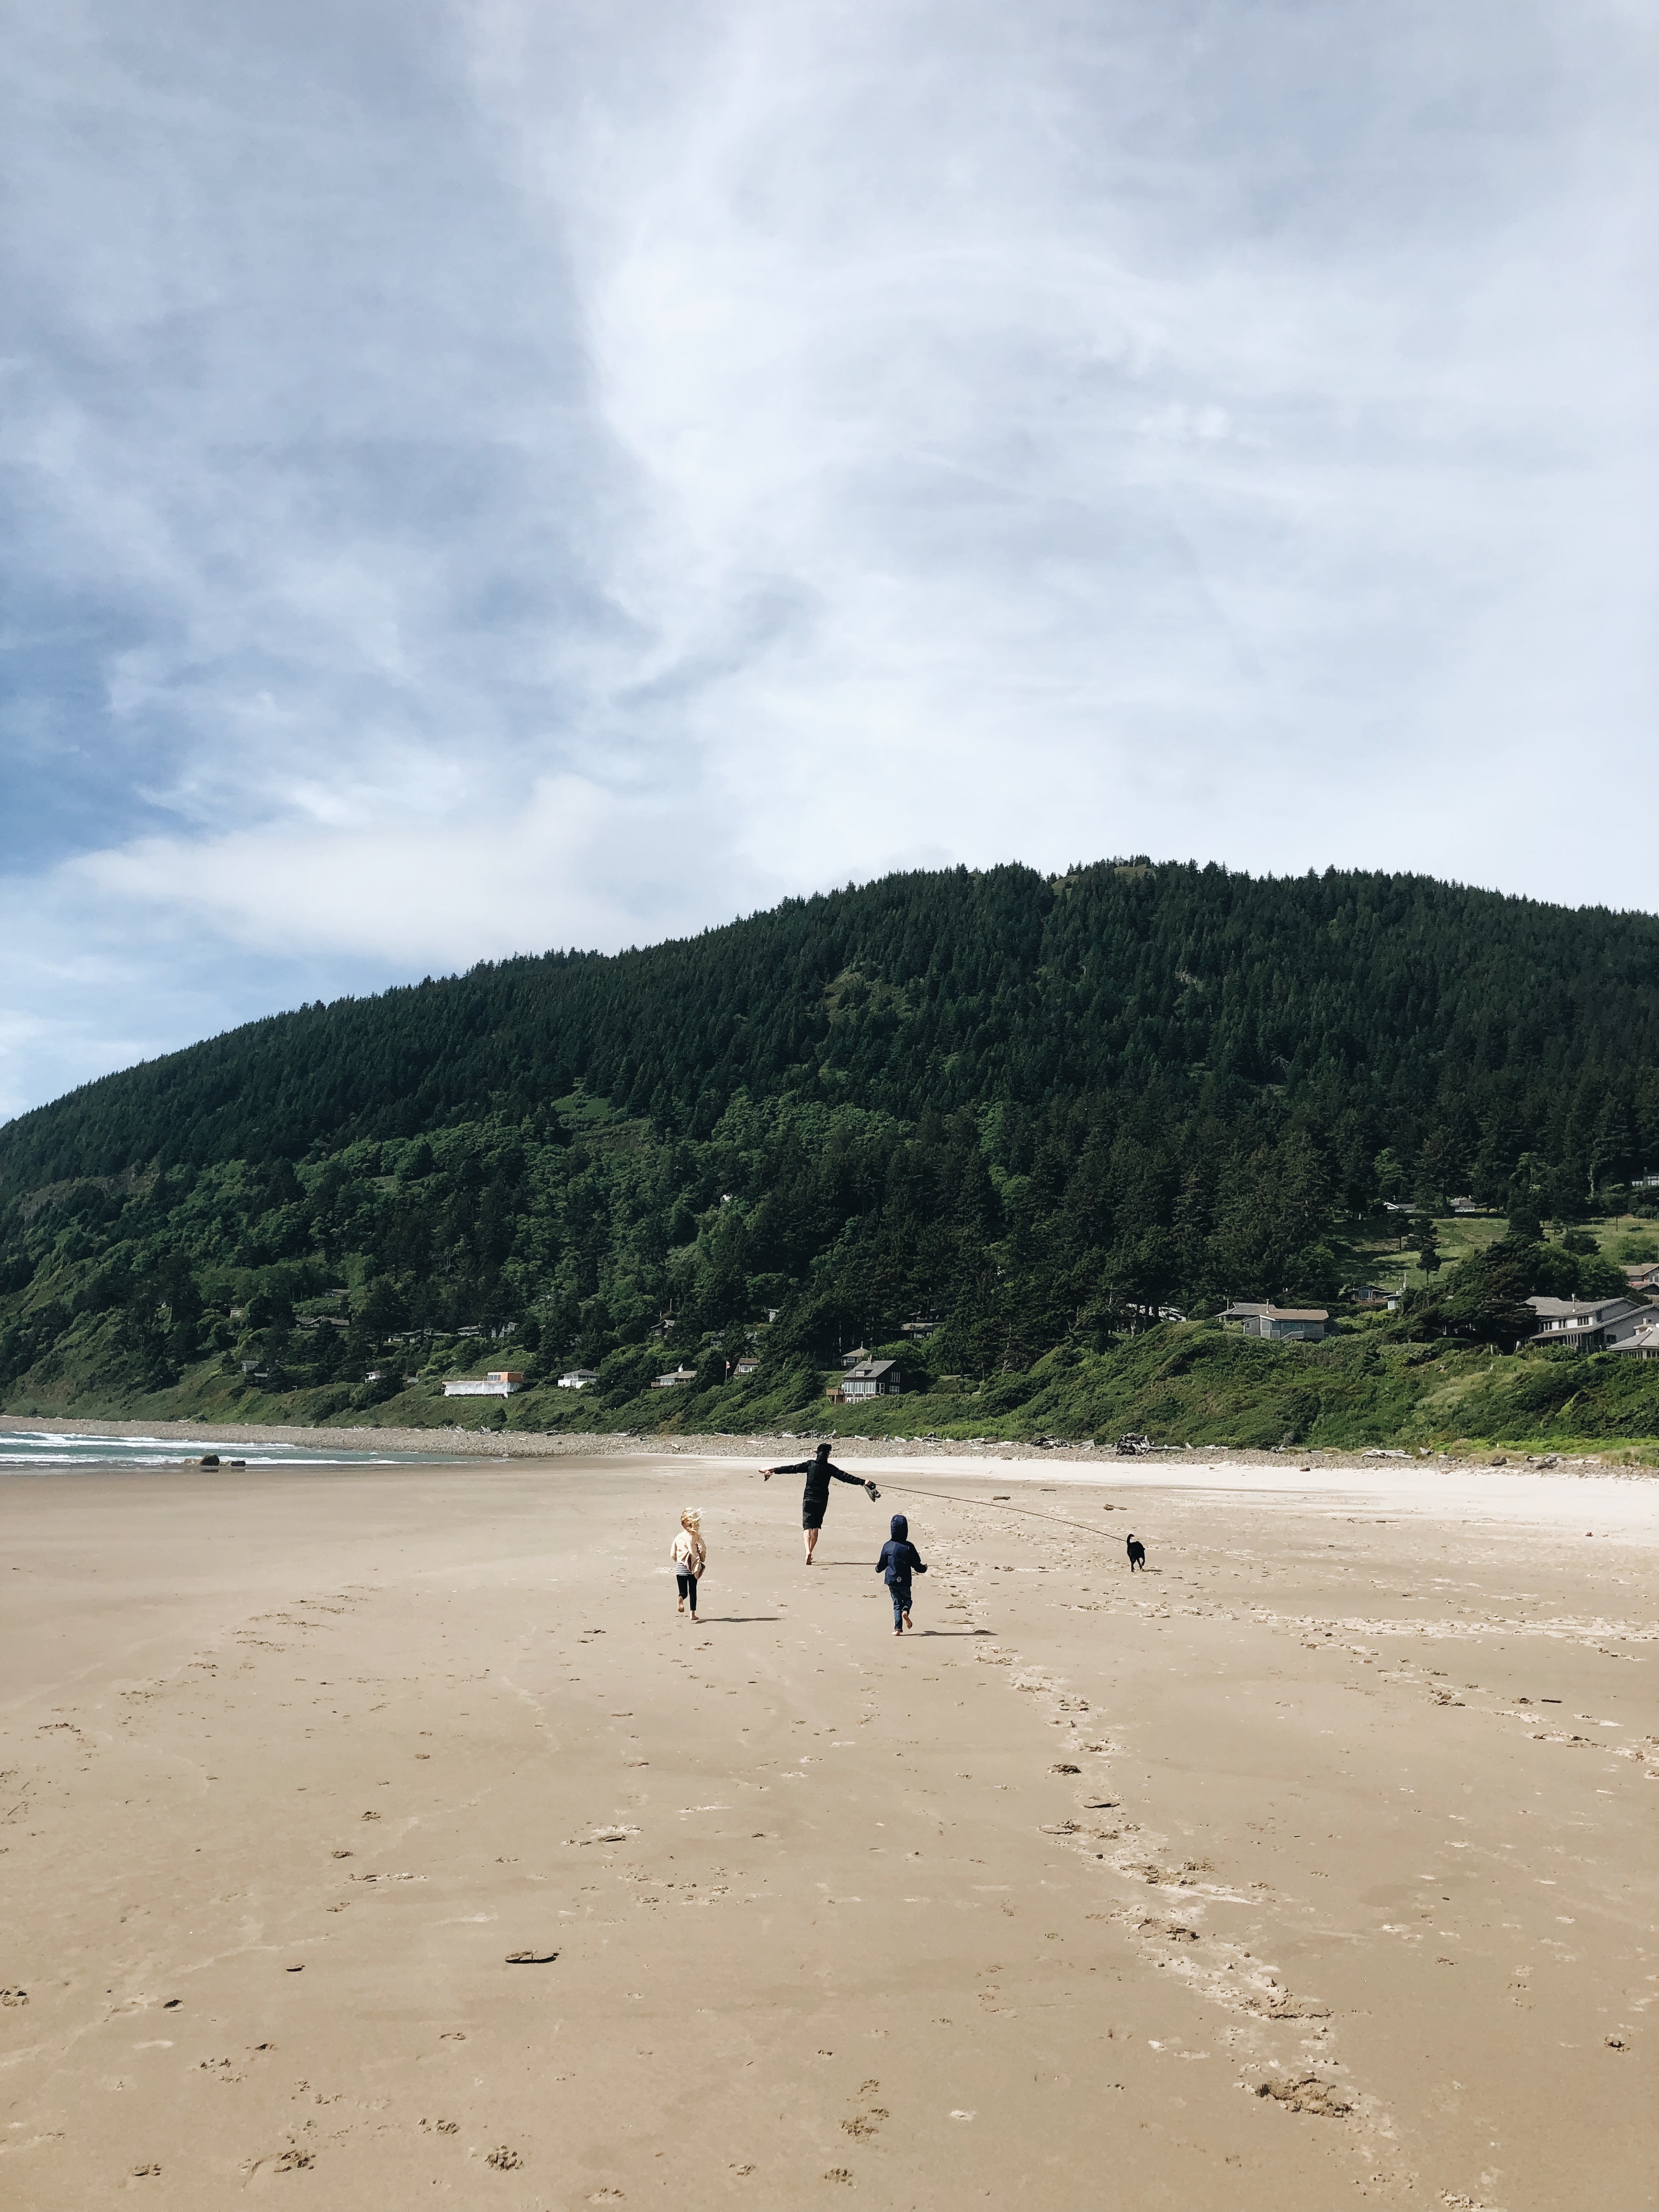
[2,1453,1655,2209]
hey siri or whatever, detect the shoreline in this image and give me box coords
[0,1408,1639,1475]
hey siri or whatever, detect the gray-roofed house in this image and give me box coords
[1525,1296,1651,1353]
[842,1358,901,1398]
[1220,1303,1330,1341]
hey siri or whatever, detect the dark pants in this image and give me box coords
[888,1580,911,1626]
[676,1571,698,1613]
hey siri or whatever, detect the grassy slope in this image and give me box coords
[10,1310,1655,1463]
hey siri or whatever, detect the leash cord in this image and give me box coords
[870,1477,1128,1545]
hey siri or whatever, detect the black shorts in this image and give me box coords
[802,1508,824,1530]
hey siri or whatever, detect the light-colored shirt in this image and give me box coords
[672,1529,705,1574]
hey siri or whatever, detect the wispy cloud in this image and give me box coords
[3,0,1655,1117]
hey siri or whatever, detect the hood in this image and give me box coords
[889,1514,908,1539]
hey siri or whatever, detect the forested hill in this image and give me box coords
[7,860,1659,1192]
[2,859,1657,1435]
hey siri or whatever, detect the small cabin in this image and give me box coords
[1220,1303,1330,1342]
[557,1369,599,1390]
[652,1366,697,1389]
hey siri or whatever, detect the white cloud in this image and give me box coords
[3,0,1656,1116]
[69,773,779,963]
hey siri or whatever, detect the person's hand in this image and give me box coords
[762,1469,773,1480]
[866,1482,880,1499]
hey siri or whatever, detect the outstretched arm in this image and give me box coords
[827,1464,881,1497]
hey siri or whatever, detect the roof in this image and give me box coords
[1222,1302,1327,1322]
[844,1359,898,1379]
[1527,1296,1645,1322]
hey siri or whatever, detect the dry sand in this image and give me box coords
[2,1452,1655,2209]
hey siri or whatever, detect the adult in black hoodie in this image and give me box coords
[764,1441,880,1562]
[876,1513,928,1634]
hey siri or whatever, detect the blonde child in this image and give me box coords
[672,1509,707,1618]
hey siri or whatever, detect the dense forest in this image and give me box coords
[2,859,1656,1443]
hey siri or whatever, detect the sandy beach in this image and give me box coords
[2,1451,1655,2210]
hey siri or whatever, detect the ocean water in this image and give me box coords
[0,1429,464,1471]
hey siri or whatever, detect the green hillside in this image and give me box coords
[2,859,1657,1446]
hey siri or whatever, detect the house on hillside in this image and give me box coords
[1623,1262,1659,1294]
[557,1369,599,1390]
[652,1366,697,1389]
[1343,1283,1399,1309]
[1525,1296,1650,1353]
[442,1370,524,1397]
[734,1357,760,1376]
[840,1346,872,1369]
[1609,1321,1659,1361]
[1220,1302,1331,1342]
[842,1358,901,1398]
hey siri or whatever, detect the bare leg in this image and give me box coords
[804,1526,820,1564]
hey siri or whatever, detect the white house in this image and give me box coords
[442,1369,526,1397]
[1525,1297,1650,1353]
[557,1369,599,1390]
[842,1358,900,1398]
[652,1366,697,1389]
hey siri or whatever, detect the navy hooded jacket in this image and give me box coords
[876,1514,928,1587]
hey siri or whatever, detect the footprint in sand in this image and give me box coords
[1254,2074,1351,2117]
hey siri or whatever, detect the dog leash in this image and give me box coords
[868,1477,1133,1546]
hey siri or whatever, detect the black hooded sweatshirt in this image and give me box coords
[774,1454,868,1516]
[876,1514,928,1588]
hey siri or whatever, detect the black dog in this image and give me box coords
[1126,1533,1146,1571]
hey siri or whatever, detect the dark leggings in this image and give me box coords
[676,1571,698,1613]
[889,1582,911,1627]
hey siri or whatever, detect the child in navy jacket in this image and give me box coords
[876,1513,928,1635]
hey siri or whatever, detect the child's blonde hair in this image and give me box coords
[681,1508,701,1530]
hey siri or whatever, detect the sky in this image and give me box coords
[3,0,1656,1122]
